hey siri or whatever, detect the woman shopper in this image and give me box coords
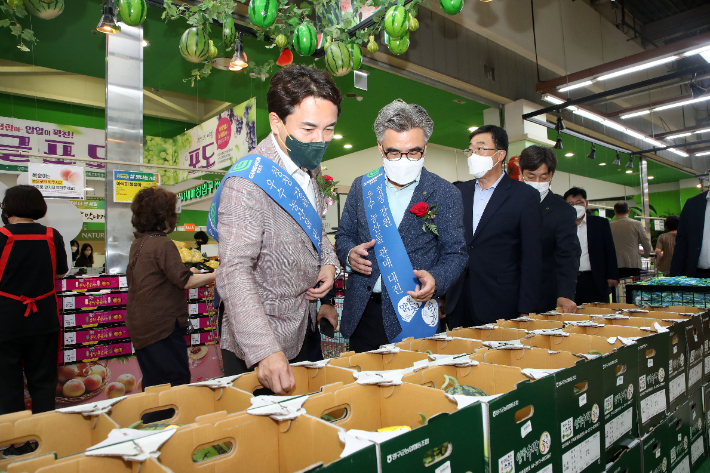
[70,240,79,263]
[654,215,680,275]
[74,243,94,268]
[126,187,215,391]
[0,186,68,419]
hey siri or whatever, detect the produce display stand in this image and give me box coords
[626,278,710,309]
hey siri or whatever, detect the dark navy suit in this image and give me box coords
[335,168,468,344]
[670,191,709,277]
[446,173,543,327]
[575,215,619,304]
[538,192,581,312]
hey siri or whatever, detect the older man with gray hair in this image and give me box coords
[335,99,467,351]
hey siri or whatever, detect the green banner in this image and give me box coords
[78,230,105,241]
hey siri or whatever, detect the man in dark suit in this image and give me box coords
[445,125,543,328]
[335,100,467,352]
[519,146,580,313]
[563,187,620,304]
[670,191,710,278]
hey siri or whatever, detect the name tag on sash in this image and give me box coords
[361,168,438,342]
[206,155,322,258]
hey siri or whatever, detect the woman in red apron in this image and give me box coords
[0,185,68,423]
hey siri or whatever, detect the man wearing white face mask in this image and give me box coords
[445,125,543,328]
[519,146,580,313]
[563,187,620,304]
[335,100,467,351]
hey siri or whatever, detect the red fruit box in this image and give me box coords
[184,331,218,346]
[63,309,126,328]
[187,301,214,315]
[63,326,131,346]
[186,287,214,300]
[188,316,217,331]
[62,342,134,364]
[56,275,127,293]
[60,291,127,311]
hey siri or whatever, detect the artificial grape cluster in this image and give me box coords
[143,132,192,185]
[246,121,256,151]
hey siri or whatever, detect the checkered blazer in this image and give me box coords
[216,134,338,367]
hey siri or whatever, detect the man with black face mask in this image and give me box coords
[208,66,341,393]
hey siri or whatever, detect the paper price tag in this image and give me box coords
[188,304,198,315]
[61,279,67,291]
[63,297,75,310]
[64,349,76,363]
[119,276,127,288]
[648,358,653,367]
[191,334,200,345]
[64,332,76,345]
[189,289,198,299]
[435,461,451,473]
[521,420,532,438]
[617,376,624,386]
[674,346,678,354]
[64,313,76,328]
[191,319,200,329]
[579,393,587,407]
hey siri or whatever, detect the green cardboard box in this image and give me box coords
[637,331,670,436]
[605,440,641,473]
[687,317,705,399]
[668,319,692,411]
[665,400,691,473]
[689,388,706,471]
[703,383,710,466]
[601,344,639,463]
[302,381,485,473]
[701,313,710,385]
[641,423,667,473]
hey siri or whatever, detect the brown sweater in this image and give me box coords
[126,232,191,350]
[656,232,677,274]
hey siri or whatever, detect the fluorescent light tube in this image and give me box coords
[603,120,628,132]
[654,95,710,112]
[597,56,678,81]
[642,137,666,147]
[573,109,606,123]
[542,94,565,104]
[558,81,594,92]
[669,149,689,157]
[664,133,692,140]
[695,151,710,156]
[620,110,651,119]
[694,128,710,134]
[683,44,710,57]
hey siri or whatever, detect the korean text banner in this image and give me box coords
[29,163,85,199]
[113,171,160,203]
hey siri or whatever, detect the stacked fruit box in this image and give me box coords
[185,283,219,347]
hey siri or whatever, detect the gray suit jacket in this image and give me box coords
[215,134,338,367]
[609,215,652,269]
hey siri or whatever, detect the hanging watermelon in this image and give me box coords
[275,34,287,49]
[367,35,378,53]
[325,40,352,77]
[22,0,63,19]
[223,16,237,50]
[248,0,278,29]
[179,27,210,64]
[387,32,409,55]
[117,0,147,27]
[348,44,362,70]
[384,6,408,38]
[439,0,464,15]
[408,13,419,31]
[277,49,293,67]
[293,22,317,56]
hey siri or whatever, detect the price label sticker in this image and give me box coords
[61,279,67,291]
[191,333,200,345]
[119,276,128,288]
[191,319,200,329]
[188,304,198,315]
[189,289,198,299]
[648,358,654,368]
[617,376,624,386]
[521,420,532,438]
[64,313,76,328]
[579,393,587,407]
[63,297,75,310]
[64,332,76,345]
[64,350,76,363]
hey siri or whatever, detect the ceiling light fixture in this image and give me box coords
[694,128,710,135]
[96,1,121,34]
[665,132,692,140]
[587,144,596,159]
[620,110,651,119]
[669,149,690,157]
[574,109,606,123]
[558,81,594,93]
[655,95,710,112]
[648,176,654,179]
[626,170,633,174]
[599,162,606,166]
[695,151,710,156]
[597,56,679,82]
[613,151,621,166]
[333,134,343,139]
[626,156,634,169]
[229,33,248,71]
[344,144,353,149]
[555,116,566,132]
[684,45,710,58]
[565,153,574,157]
[553,134,563,150]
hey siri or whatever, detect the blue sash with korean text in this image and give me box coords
[361,167,438,342]
[206,155,321,258]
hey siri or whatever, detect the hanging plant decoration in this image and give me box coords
[1,1,37,51]
[117,0,147,27]
[22,0,63,20]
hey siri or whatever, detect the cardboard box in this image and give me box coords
[446,326,527,344]
[328,350,429,372]
[188,315,217,331]
[56,275,126,293]
[704,383,710,465]
[231,365,356,396]
[402,360,530,395]
[495,319,565,332]
[531,313,594,323]
[62,341,133,364]
[108,383,253,427]
[647,306,706,314]
[595,316,673,330]
[0,410,119,472]
[393,336,484,356]
[60,291,127,311]
[187,301,215,315]
[186,287,214,300]
[156,411,380,473]
[473,346,582,370]
[668,319,692,411]
[563,324,651,339]
[664,400,691,473]
[605,440,641,473]
[521,332,625,355]
[184,331,219,346]
[24,456,169,473]
[587,303,639,310]
[641,423,667,473]
[576,307,618,315]
[302,382,485,473]
[687,317,705,397]
[701,313,710,385]
[627,311,692,322]
[62,309,126,328]
[688,388,706,471]
[63,326,130,346]
[637,332,670,436]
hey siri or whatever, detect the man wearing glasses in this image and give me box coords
[445,125,543,328]
[335,100,467,351]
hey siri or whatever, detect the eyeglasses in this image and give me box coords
[383,150,424,161]
[464,147,498,157]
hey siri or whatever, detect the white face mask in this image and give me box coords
[382,157,424,186]
[573,205,586,219]
[525,180,550,200]
[467,151,497,179]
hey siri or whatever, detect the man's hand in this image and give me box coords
[257,351,295,395]
[407,269,436,303]
[608,279,620,287]
[348,240,376,275]
[317,303,338,330]
[189,267,199,274]
[557,297,577,314]
[306,265,336,301]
